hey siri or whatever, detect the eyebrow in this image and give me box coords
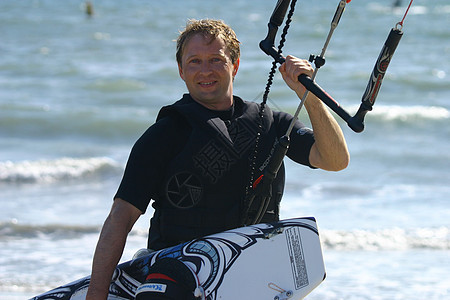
[184,52,227,61]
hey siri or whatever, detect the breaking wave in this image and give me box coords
[368,105,449,121]
[0,157,121,184]
[1,220,448,251]
[321,227,450,251]
[0,221,100,240]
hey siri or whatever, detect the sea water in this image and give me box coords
[1,0,449,299]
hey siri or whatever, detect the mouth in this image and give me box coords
[198,81,216,87]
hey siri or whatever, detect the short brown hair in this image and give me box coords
[176,19,240,66]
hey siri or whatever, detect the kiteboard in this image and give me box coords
[31,217,326,300]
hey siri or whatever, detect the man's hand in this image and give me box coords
[280,55,349,171]
[279,55,314,96]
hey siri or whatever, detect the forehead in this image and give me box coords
[182,33,228,58]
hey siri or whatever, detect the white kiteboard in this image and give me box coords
[31,217,326,300]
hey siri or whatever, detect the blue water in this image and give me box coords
[1,0,449,299]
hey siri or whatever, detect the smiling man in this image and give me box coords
[178,32,238,110]
[86,19,349,300]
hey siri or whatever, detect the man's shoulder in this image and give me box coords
[156,94,193,122]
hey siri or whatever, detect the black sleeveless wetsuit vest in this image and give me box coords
[148,94,285,250]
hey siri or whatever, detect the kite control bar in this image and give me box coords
[260,0,405,133]
[244,0,411,226]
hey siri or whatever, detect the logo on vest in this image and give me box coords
[136,282,167,293]
[166,172,203,209]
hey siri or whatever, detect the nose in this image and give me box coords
[199,61,213,75]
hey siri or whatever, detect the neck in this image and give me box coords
[191,95,234,111]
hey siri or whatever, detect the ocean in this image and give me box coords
[1,0,449,299]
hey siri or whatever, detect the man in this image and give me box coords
[86,19,349,299]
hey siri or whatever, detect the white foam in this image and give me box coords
[370,105,449,121]
[320,226,450,251]
[343,104,449,122]
[0,157,120,184]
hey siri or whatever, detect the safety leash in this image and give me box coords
[242,0,298,226]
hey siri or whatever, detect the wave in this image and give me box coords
[0,221,100,240]
[368,3,428,15]
[321,227,450,251]
[0,104,154,142]
[369,3,450,16]
[372,105,449,121]
[86,78,148,92]
[0,157,121,184]
[1,220,448,251]
[344,104,449,122]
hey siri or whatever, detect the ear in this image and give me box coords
[178,63,185,81]
[233,58,240,77]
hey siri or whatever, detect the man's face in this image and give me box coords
[178,34,239,110]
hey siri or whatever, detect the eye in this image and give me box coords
[188,58,201,64]
[211,57,222,62]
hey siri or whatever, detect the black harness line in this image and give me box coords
[243,0,351,227]
[241,0,297,226]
